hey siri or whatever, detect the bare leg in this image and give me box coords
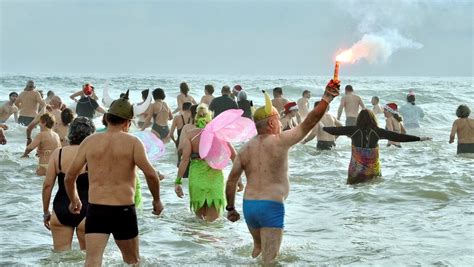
[195,207,206,220]
[260,228,283,264]
[115,237,140,265]
[50,212,74,251]
[247,225,262,258]
[203,204,219,223]
[85,233,110,267]
[76,219,86,250]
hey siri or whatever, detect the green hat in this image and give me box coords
[108,90,134,120]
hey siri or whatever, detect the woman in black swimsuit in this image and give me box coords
[42,117,95,251]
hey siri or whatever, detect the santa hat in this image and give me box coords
[284,102,298,114]
[233,85,243,92]
[83,83,94,96]
[384,102,398,114]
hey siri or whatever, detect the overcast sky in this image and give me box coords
[1,0,472,76]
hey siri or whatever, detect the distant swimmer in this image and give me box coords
[450,105,474,154]
[175,104,236,222]
[141,88,173,143]
[383,103,406,148]
[302,100,342,150]
[209,85,238,118]
[173,82,197,113]
[55,108,75,146]
[74,84,106,119]
[136,89,151,129]
[26,96,64,146]
[69,83,98,102]
[297,90,311,119]
[42,117,95,251]
[176,104,198,179]
[22,113,61,176]
[200,84,215,106]
[0,92,19,124]
[232,84,243,100]
[169,102,193,148]
[225,80,340,264]
[0,124,7,145]
[371,96,383,114]
[324,109,431,185]
[271,87,290,115]
[65,91,163,266]
[237,91,253,120]
[337,85,365,126]
[280,102,300,131]
[45,90,55,104]
[399,90,424,129]
[15,80,46,126]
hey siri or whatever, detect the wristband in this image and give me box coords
[175,176,182,185]
[225,205,235,211]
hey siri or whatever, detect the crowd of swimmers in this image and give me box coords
[0,79,473,265]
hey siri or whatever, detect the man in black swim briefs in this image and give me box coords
[65,91,164,266]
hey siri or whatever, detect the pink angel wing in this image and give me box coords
[199,128,214,159]
[214,117,257,142]
[205,138,231,169]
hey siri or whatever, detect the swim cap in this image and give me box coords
[284,102,298,114]
[253,90,279,121]
[108,90,134,120]
[83,83,94,96]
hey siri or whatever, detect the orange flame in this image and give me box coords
[335,49,354,63]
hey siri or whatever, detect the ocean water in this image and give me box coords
[0,74,473,266]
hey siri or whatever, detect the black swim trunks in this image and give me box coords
[18,116,35,126]
[317,140,336,150]
[85,203,138,240]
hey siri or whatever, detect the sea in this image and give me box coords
[0,73,473,266]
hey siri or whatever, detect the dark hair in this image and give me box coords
[345,85,353,92]
[105,113,129,126]
[314,100,321,108]
[180,82,189,96]
[221,85,231,95]
[40,113,55,129]
[141,89,149,101]
[69,117,95,145]
[303,90,310,96]
[356,109,378,129]
[61,108,74,125]
[456,104,471,118]
[372,96,379,102]
[152,88,165,100]
[182,102,192,111]
[47,91,54,97]
[9,92,18,97]
[407,95,416,105]
[273,87,283,96]
[393,113,403,122]
[190,104,198,123]
[205,84,214,95]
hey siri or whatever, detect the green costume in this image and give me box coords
[134,173,142,208]
[188,157,226,214]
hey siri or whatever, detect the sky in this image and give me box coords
[1,0,473,76]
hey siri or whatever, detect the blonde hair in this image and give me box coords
[195,103,212,128]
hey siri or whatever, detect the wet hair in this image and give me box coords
[180,82,189,96]
[456,105,471,118]
[356,109,378,129]
[9,92,18,98]
[190,104,198,123]
[372,96,379,102]
[182,102,192,111]
[205,84,214,95]
[61,108,74,125]
[407,95,416,105]
[141,89,149,101]
[221,85,231,95]
[345,85,353,92]
[302,90,310,97]
[40,113,55,129]
[47,91,55,97]
[273,87,283,96]
[314,100,321,108]
[152,88,165,100]
[105,113,129,126]
[68,117,95,145]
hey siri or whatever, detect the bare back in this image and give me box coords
[239,135,290,202]
[16,91,44,117]
[81,132,139,205]
[317,114,339,141]
[272,98,290,114]
[341,94,364,118]
[151,101,171,126]
[453,118,474,143]
[200,95,214,105]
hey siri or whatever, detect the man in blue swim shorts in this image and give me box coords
[225,80,340,264]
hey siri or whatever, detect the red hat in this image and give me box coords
[384,102,398,114]
[233,85,242,92]
[284,102,298,114]
[83,83,94,96]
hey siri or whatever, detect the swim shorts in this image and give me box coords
[243,199,285,229]
[85,203,138,240]
[317,140,336,150]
